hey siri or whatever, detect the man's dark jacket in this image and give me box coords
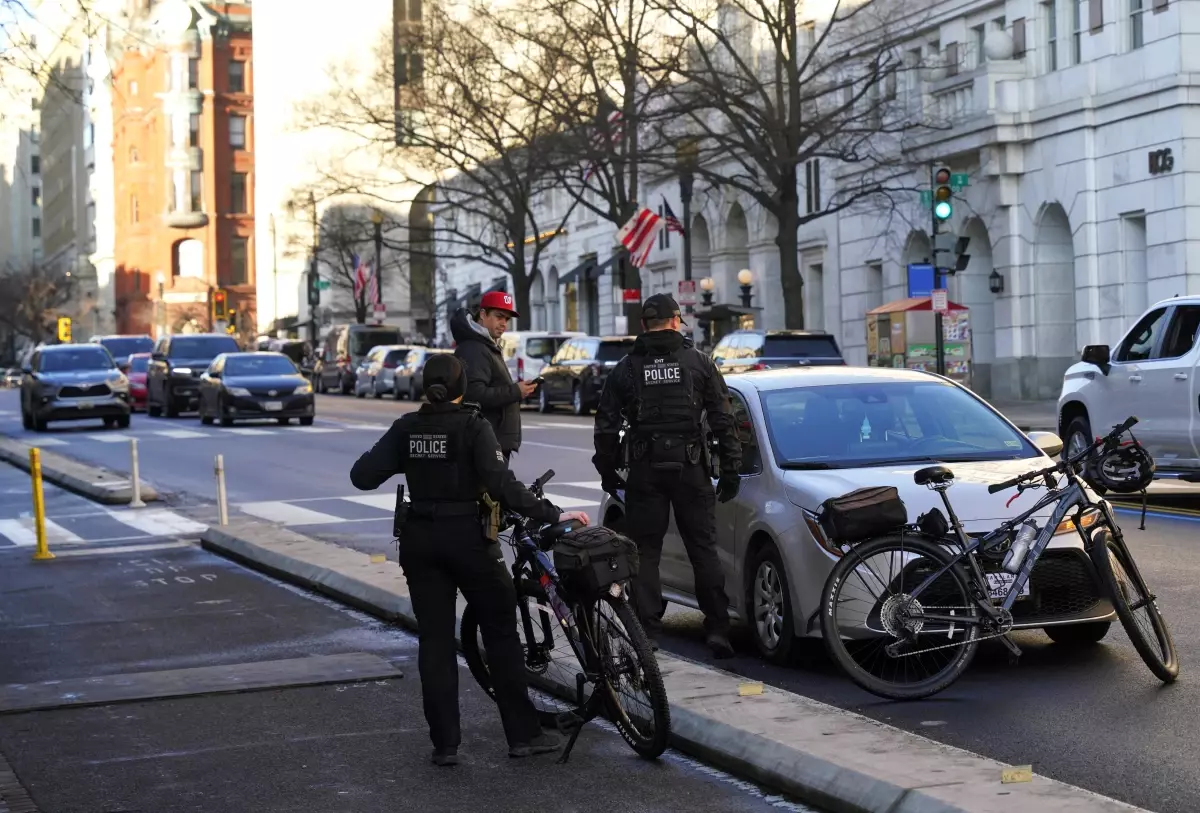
[451,307,522,453]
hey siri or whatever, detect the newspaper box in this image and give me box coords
[866,296,972,388]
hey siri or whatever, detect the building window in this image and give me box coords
[188,57,199,89]
[130,79,138,96]
[32,187,39,207]
[1130,0,1145,48]
[230,172,247,213]
[31,155,39,174]
[229,115,246,149]
[229,59,245,93]
[804,159,821,214]
[971,24,986,67]
[229,236,248,285]
[129,145,138,162]
[189,113,201,147]
[1072,0,1084,63]
[190,171,203,211]
[131,194,139,223]
[32,217,40,238]
[1043,0,1059,70]
[798,21,816,50]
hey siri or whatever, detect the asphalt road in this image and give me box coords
[3,388,1199,812]
[0,520,814,813]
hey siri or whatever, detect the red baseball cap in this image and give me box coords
[480,290,519,317]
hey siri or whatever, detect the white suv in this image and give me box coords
[498,331,585,382]
[1058,296,1200,480]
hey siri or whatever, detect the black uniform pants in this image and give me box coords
[625,459,730,636]
[398,518,542,749]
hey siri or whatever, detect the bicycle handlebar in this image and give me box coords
[986,416,1139,494]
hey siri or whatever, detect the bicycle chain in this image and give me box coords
[885,605,1014,658]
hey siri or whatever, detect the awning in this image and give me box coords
[559,254,617,286]
[482,277,508,295]
[693,303,763,322]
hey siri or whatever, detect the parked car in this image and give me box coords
[126,352,152,411]
[90,334,155,369]
[1059,295,1200,482]
[599,366,1116,665]
[498,329,585,382]
[146,333,241,417]
[710,329,844,375]
[537,335,636,415]
[19,343,131,431]
[268,339,314,377]
[354,344,413,398]
[314,324,404,394]
[197,351,315,427]
[3,368,21,388]
[392,347,454,401]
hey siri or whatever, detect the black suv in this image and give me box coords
[147,334,241,417]
[710,329,844,375]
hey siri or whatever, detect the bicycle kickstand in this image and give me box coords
[555,674,596,765]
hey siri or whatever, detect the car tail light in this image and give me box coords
[517,357,524,380]
[752,362,770,371]
[383,360,397,369]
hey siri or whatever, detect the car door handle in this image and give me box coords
[1175,373,1189,381]
[1129,375,1143,383]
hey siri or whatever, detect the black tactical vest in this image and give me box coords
[404,408,483,516]
[630,350,700,436]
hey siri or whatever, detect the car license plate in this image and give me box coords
[77,400,94,409]
[264,401,283,411]
[986,572,1031,601]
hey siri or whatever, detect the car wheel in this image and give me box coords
[1044,621,1111,646]
[299,416,314,426]
[277,417,290,425]
[1064,413,1107,494]
[103,417,116,429]
[411,383,423,402]
[747,542,798,665]
[200,409,214,426]
[341,376,354,396]
[372,378,383,399]
[116,414,131,429]
[148,385,162,417]
[572,383,588,416]
[21,407,32,430]
[164,389,179,418]
[218,396,234,427]
[392,381,404,400]
[538,386,552,413]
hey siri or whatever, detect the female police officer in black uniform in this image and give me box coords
[350,354,589,766]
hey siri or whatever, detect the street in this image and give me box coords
[1,388,1197,812]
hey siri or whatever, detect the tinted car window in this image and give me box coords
[350,329,402,357]
[596,340,634,362]
[39,348,115,372]
[1114,308,1167,362]
[100,337,154,358]
[762,335,840,358]
[129,356,150,373]
[169,336,239,358]
[526,337,565,360]
[224,355,299,376]
[1160,306,1200,359]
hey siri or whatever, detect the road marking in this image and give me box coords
[26,437,67,446]
[543,492,599,510]
[559,480,603,489]
[107,509,208,537]
[0,518,83,546]
[292,426,341,433]
[226,428,274,436]
[238,501,344,525]
[85,432,133,443]
[522,441,590,453]
[529,421,591,430]
[50,540,195,558]
[152,429,209,439]
[342,494,397,510]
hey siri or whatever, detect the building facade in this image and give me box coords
[111,0,255,341]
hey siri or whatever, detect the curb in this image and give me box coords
[201,520,1147,813]
[0,436,158,506]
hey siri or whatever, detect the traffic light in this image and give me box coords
[56,316,71,343]
[226,308,238,335]
[306,269,320,308]
[933,166,953,222]
[934,233,972,276]
[212,289,228,322]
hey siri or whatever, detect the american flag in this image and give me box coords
[663,200,685,235]
[617,207,663,269]
[582,109,624,182]
[353,254,378,304]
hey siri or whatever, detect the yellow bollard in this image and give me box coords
[29,448,54,561]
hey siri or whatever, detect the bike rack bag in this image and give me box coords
[553,526,640,597]
[817,486,908,543]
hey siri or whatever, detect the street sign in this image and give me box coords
[370,303,386,325]
[315,279,331,291]
[907,263,935,298]
[621,288,641,303]
[677,279,697,306]
[932,288,948,313]
[919,190,932,207]
[951,173,970,190]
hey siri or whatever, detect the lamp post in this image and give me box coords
[370,208,384,319]
[156,271,165,339]
[269,213,278,336]
[677,140,698,320]
[699,276,715,347]
[737,268,754,308]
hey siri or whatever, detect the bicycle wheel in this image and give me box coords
[461,575,597,722]
[590,593,670,759]
[1090,527,1179,683]
[820,534,982,701]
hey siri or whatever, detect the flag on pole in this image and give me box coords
[582,108,624,182]
[353,254,376,303]
[663,200,685,235]
[617,207,663,269]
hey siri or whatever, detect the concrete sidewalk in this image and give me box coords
[202,519,1149,813]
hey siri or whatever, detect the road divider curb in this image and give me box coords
[0,436,158,506]
[201,519,1146,813]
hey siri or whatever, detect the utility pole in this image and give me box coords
[308,192,319,346]
[930,164,945,376]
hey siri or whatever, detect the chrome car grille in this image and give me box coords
[59,383,111,398]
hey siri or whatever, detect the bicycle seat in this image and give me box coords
[913,465,954,486]
[539,518,585,548]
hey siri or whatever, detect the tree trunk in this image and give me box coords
[776,172,805,329]
[353,299,367,324]
[510,238,531,330]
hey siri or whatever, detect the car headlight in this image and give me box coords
[108,373,128,389]
[1055,508,1100,536]
[293,382,313,394]
[226,386,251,397]
[804,510,847,559]
[172,367,193,376]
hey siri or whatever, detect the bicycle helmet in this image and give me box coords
[1085,441,1155,494]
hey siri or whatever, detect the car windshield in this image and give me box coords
[129,356,150,373]
[762,335,841,358]
[526,337,568,360]
[39,348,114,372]
[760,381,1037,469]
[596,341,634,362]
[100,336,154,358]
[350,329,401,357]
[169,336,239,358]
[225,355,298,376]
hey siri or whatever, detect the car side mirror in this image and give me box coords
[152,352,166,362]
[1081,344,1111,374]
[1027,431,1064,458]
[21,365,31,374]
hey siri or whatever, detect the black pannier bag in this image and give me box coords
[817,486,908,544]
[553,526,640,597]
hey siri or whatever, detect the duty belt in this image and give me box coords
[408,500,480,519]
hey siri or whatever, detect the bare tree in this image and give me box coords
[0,264,75,343]
[645,0,938,327]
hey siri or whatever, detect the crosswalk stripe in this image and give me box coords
[559,481,603,489]
[27,437,67,446]
[292,426,340,433]
[152,429,209,439]
[530,422,591,430]
[239,501,344,525]
[106,509,208,537]
[85,432,133,443]
[226,428,274,436]
[0,518,83,546]
[342,494,397,510]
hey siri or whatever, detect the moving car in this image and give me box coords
[126,352,151,411]
[1059,295,1200,481]
[147,333,241,417]
[391,346,453,401]
[537,335,635,415]
[90,334,155,369]
[710,329,845,375]
[599,366,1116,665]
[314,323,404,394]
[19,344,131,431]
[354,344,413,398]
[197,351,315,427]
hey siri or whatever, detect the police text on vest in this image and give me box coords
[410,434,449,458]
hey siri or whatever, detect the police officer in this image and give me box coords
[592,293,742,659]
[350,354,589,765]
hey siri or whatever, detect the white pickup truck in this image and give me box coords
[1058,295,1200,481]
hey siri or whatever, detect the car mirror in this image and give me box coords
[1027,431,1064,458]
[1081,344,1110,374]
[152,352,166,362]
[21,365,31,374]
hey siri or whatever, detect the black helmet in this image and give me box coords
[1085,442,1155,494]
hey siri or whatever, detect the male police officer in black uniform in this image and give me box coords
[592,293,742,659]
[351,354,589,765]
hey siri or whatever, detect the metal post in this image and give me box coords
[214,454,229,526]
[129,438,145,508]
[309,193,319,346]
[373,217,384,309]
[930,164,946,377]
[29,448,54,561]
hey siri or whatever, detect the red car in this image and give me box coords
[126,352,151,411]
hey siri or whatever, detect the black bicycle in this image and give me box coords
[820,416,1179,700]
[460,469,670,761]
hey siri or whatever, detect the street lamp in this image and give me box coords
[988,268,1005,294]
[370,208,384,316]
[308,193,319,344]
[699,276,715,307]
[737,268,754,308]
[156,271,166,338]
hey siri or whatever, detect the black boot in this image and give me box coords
[706,631,734,659]
[509,731,562,758]
[431,747,459,767]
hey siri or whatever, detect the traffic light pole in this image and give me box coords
[930,163,945,377]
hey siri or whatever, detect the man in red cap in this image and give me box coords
[450,291,537,462]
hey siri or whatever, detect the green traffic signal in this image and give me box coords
[934,201,952,220]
